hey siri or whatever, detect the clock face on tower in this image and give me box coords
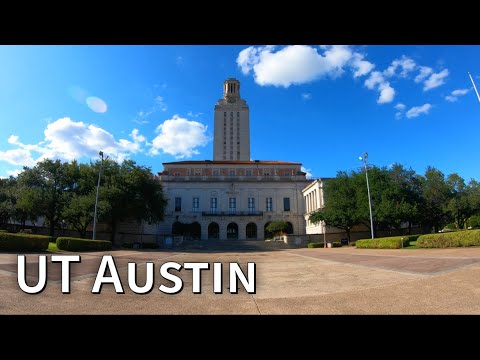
[227,95,236,103]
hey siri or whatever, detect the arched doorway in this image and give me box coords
[208,222,219,240]
[190,222,201,240]
[246,222,257,240]
[227,222,238,240]
[172,221,201,240]
[264,222,274,239]
[172,221,182,235]
[286,222,294,234]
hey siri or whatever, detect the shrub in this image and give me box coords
[18,229,33,234]
[417,230,480,248]
[0,229,8,233]
[0,232,50,251]
[56,237,112,251]
[356,235,418,249]
[307,241,341,248]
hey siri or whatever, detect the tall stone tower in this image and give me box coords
[213,78,250,161]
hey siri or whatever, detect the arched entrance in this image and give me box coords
[227,222,239,240]
[264,222,274,239]
[208,222,220,240]
[246,222,257,240]
[286,222,294,234]
[172,221,182,235]
[171,221,201,240]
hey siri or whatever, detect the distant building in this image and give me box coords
[157,78,311,240]
[302,178,344,238]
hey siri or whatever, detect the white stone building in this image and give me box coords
[157,78,312,241]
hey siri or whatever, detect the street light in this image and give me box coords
[359,152,374,239]
[93,151,108,240]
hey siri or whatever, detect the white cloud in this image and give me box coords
[237,45,373,88]
[351,53,375,78]
[6,169,22,177]
[378,83,395,104]
[385,56,416,78]
[394,103,406,111]
[406,104,432,118]
[423,69,449,91]
[445,88,470,102]
[364,71,384,90]
[302,93,312,100]
[395,112,403,120]
[0,118,147,168]
[176,56,184,65]
[155,96,167,112]
[0,148,36,167]
[134,95,167,124]
[301,166,313,179]
[149,115,209,159]
[414,66,433,83]
[364,71,395,104]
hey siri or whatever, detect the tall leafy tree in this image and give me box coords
[420,166,452,233]
[309,171,359,241]
[99,159,167,244]
[17,159,75,237]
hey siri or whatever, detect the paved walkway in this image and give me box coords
[1,247,480,314]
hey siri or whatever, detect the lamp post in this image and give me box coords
[92,151,107,240]
[359,152,374,239]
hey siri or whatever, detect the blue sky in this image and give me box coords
[0,45,479,181]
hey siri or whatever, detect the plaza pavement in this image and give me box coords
[1,247,480,314]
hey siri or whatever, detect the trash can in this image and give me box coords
[326,240,332,248]
[341,238,349,246]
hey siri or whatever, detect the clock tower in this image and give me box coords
[213,78,250,161]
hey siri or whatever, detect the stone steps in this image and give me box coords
[172,240,296,251]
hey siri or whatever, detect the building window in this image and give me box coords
[248,197,255,213]
[224,112,226,116]
[283,197,290,212]
[246,170,252,176]
[192,197,199,212]
[213,170,219,176]
[237,112,240,117]
[229,170,235,176]
[210,197,217,213]
[175,197,182,212]
[229,197,236,214]
[266,197,272,212]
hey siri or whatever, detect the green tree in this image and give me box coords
[0,177,17,227]
[420,166,452,233]
[99,159,167,244]
[16,159,76,237]
[266,221,289,236]
[310,171,359,241]
[61,162,108,238]
[445,175,480,229]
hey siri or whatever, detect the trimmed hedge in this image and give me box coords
[356,235,419,249]
[307,241,342,248]
[417,230,480,248]
[0,232,51,251]
[56,237,112,251]
[121,242,159,249]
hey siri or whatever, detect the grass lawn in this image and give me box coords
[48,242,62,252]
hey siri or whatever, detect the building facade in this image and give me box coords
[158,161,309,240]
[157,78,312,241]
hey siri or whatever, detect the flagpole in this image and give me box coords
[468,72,480,103]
